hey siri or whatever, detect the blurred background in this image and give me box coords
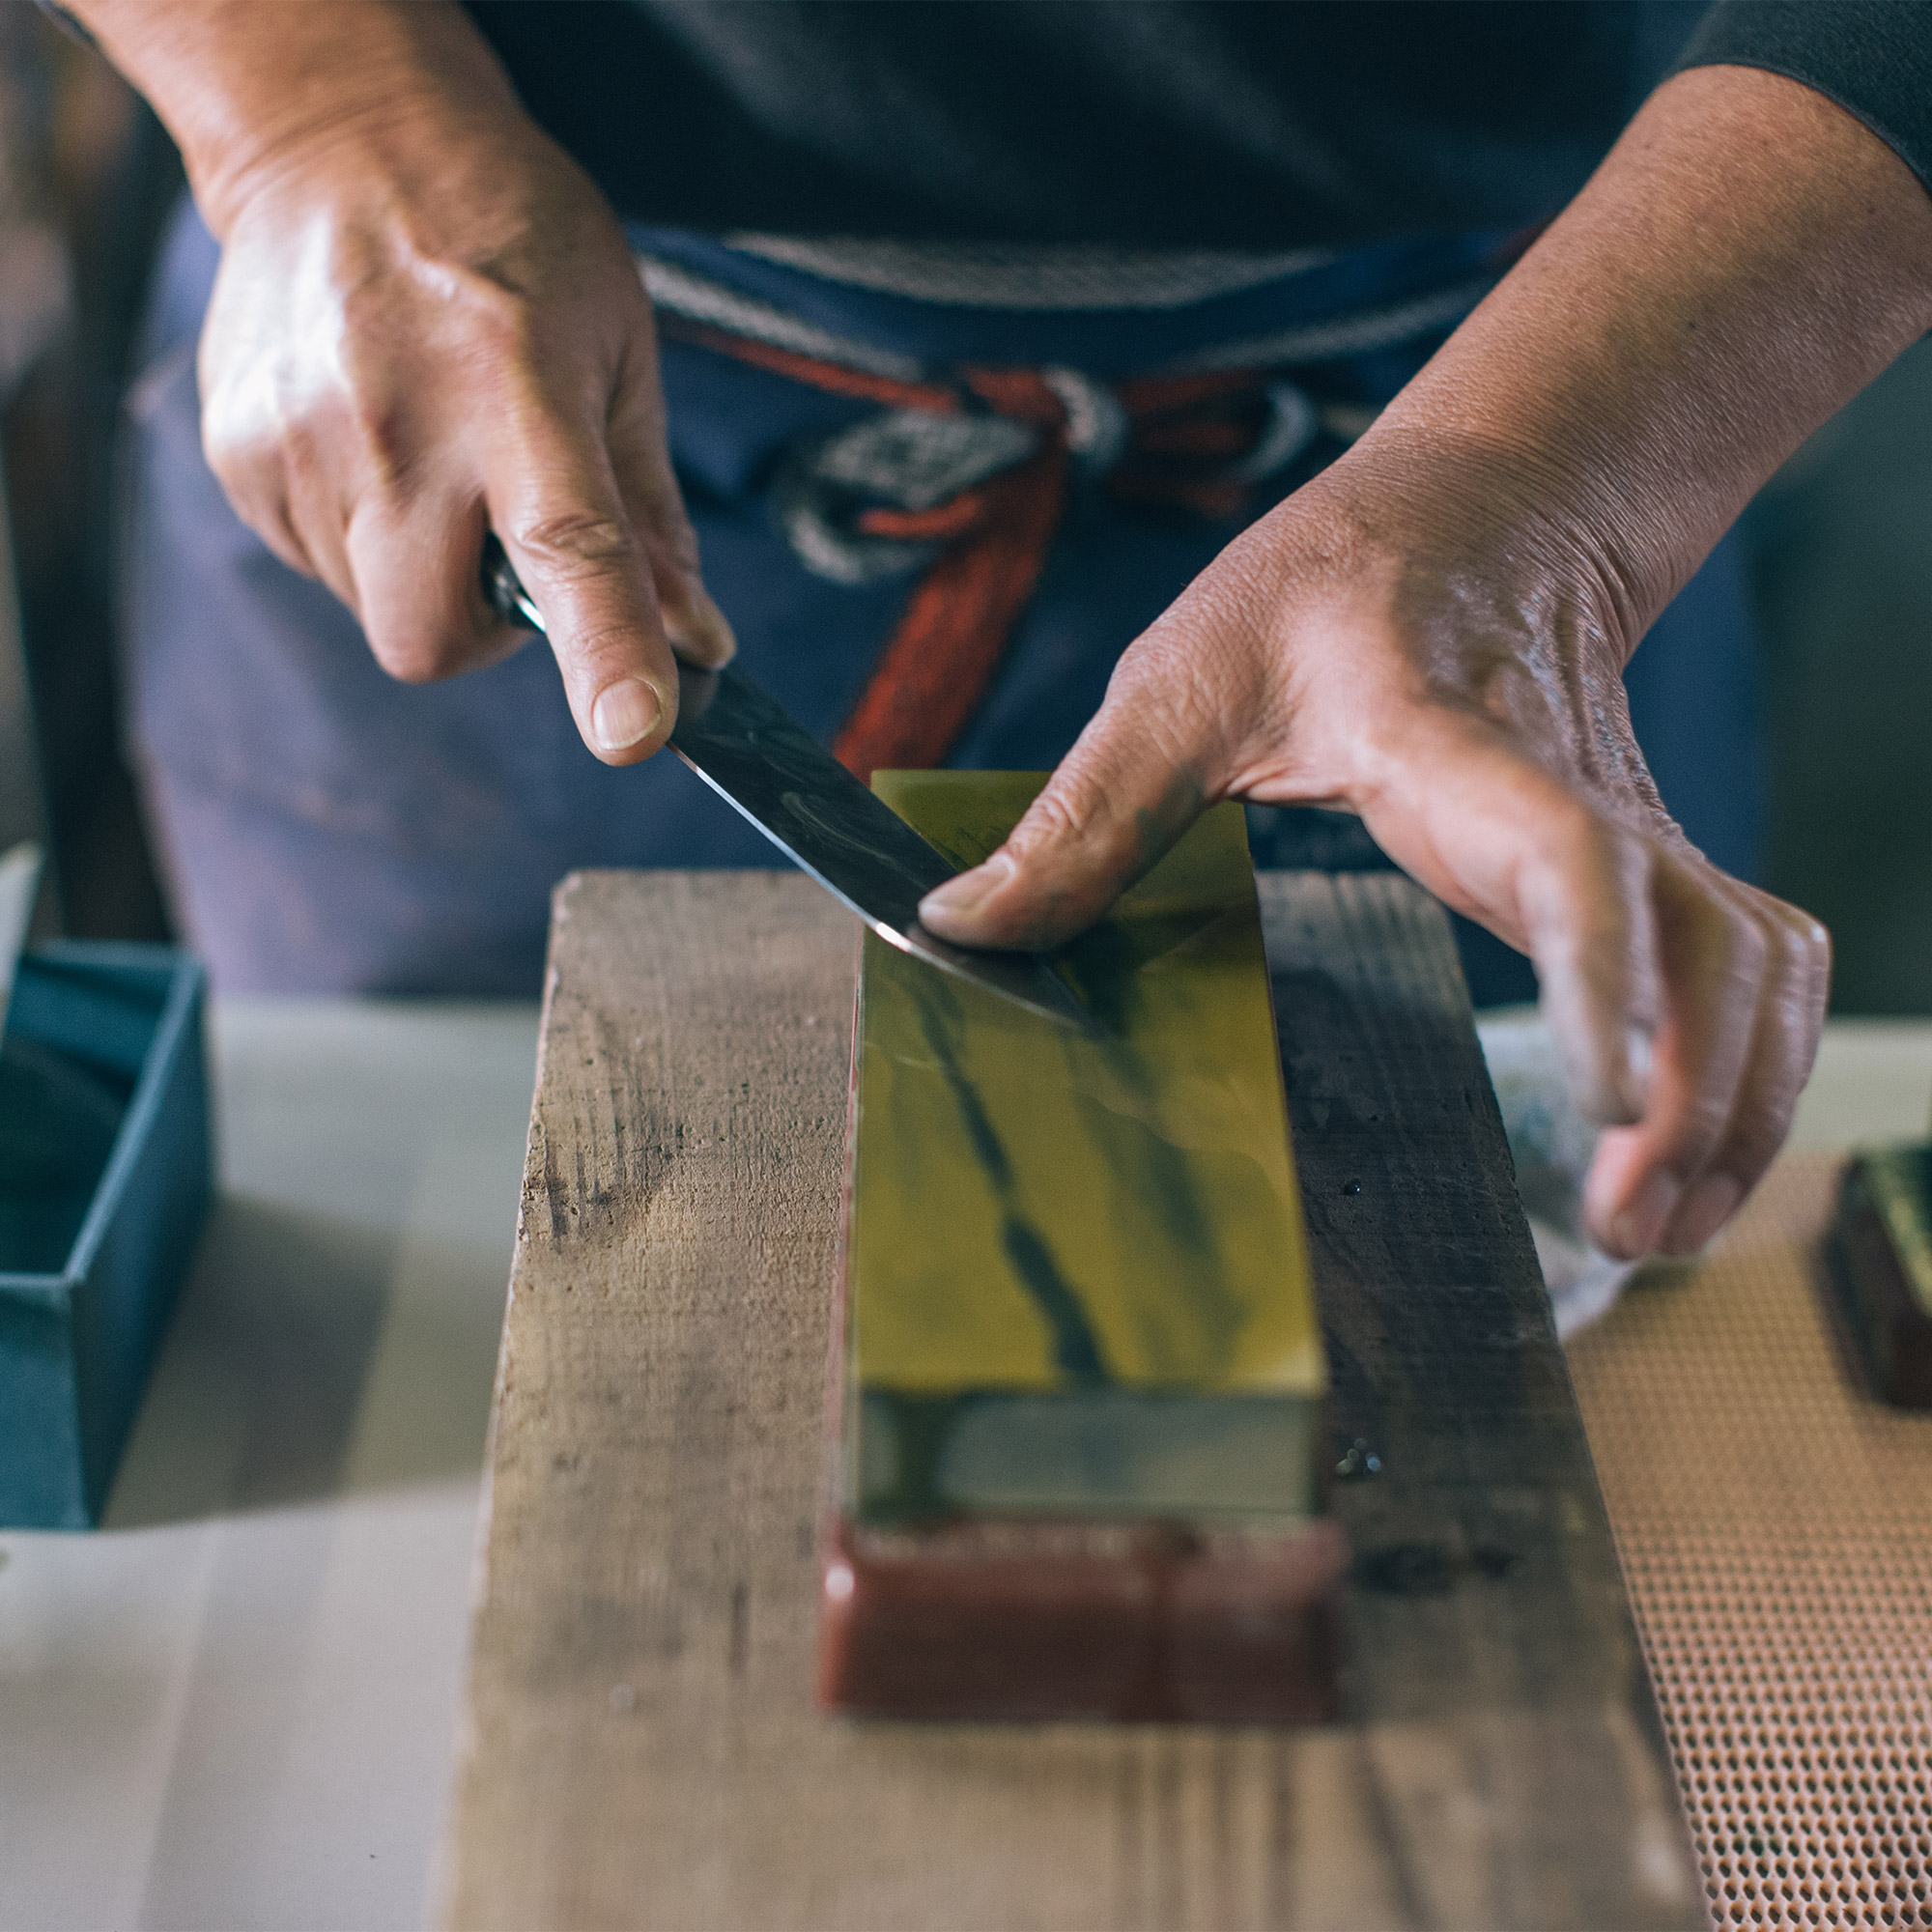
[0,3,1927,1011]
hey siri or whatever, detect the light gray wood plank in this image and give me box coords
[440,868,1699,1931]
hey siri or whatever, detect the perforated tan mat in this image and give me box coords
[1570,1152,1932,1929]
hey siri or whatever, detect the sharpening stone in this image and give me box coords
[817,772,1342,1722]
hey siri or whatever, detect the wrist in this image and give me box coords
[1300,422,1646,682]
[1346,65,1932,665]
[67,0,520,238]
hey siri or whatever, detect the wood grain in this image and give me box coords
[440,868,1700,1931]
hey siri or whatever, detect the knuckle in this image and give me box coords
[1666,1096,1736,1179]
[1681,872,1768,978]
[1547,799,1646,901]
[563,620,651,677]
[653,514,702,578]
[199,413,244,480]
[1530,807,1651,958]
[347,397,418,497]
[1761,914,1818,999]
[200,410,271,499]
[1720,1113,1793,1191]
[1777,903,1833,975]
[512,511,637,581]
[1721,901,1772,979]
[1009,780,1095,857]
[364,616,472,686]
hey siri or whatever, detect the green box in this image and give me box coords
[0,944,211,1527]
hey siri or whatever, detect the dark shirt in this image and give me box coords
[465,1,1932,250]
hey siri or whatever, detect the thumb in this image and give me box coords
[918,682,1218,951]
[489,421,680,766]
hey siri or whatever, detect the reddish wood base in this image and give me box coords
[816,1514,1346,1723]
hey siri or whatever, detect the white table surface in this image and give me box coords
[3,1003,1930,1932]
[1,1000,539,1932]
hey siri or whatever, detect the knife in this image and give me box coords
[0,841,41,1044]
[480,536,1093,1032]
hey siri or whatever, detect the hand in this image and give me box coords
[921,438,1827,1261]
[98,1,731,763]
[922,64,1932,1260]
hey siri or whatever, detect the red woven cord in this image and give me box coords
[658,318,962,415]
[856,491,989,541]
[833,367,1069,779]
[657,327,1286,779]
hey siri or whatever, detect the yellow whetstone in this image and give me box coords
[860,772,1317,1366]
[822,773,1337,1720]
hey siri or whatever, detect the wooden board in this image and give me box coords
[440,868,1700,1931]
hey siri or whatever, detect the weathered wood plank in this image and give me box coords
[1262,876,1695,1924]
[440,868,1699,1931]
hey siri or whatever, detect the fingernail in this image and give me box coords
[1662,1174,1742,1255]
[1605,1169,1680,1260]
[592,678,662,753]
[921,852,1016,923]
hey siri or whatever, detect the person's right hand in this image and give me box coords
[186,20,731,763]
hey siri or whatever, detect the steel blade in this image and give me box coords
[669,663,1094,1032]
[0,841,42,1042]
[479,536,1093,1032]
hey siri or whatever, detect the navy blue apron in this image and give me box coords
[120,202,1760,1000]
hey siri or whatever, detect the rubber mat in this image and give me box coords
[1569,1152,1932,1929]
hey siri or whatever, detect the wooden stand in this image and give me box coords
[439,868,1700,1931]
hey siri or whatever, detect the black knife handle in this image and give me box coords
[481,532,545,635]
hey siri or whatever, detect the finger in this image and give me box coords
[1647,888,1829,1252]
[918,652,1223,949]
[487,412,680,765]
[1356,722,1662,1124]
[204,420,340,594]
[607,338,734,669]
[347,490,527,683]
[1513,797,1663,1128]
[1581,848,1769,1259]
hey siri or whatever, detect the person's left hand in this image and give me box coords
[920,61,1932,1262]
[916,433,1827,1264]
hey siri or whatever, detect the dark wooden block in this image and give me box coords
[1828,1144,1932,1406]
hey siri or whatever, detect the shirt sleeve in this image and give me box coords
[1674,1,1932,196]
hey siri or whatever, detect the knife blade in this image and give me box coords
[480,536,1094,1032]
[0,841,41,1043]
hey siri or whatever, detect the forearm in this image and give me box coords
[1356,63,1932,660]
[64,0,517,234]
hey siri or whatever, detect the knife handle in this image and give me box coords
[481,533,546,636]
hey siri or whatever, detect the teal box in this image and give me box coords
[0,943,211,1527]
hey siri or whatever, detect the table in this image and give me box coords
[4,958,1930,1930]
[0,1000,538,1932]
